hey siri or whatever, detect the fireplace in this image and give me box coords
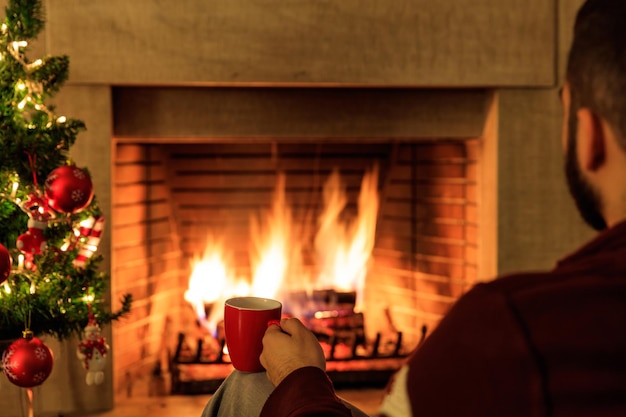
[110,86,493,395]
[0,1,585,414]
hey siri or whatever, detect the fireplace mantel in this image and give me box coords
[41,0,554,87]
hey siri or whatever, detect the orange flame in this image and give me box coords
[184,241,249,334]
[185,166,379,327]
[315,165,379,311]
[250,173,295,299]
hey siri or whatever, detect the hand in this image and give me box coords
[260,317,326,386]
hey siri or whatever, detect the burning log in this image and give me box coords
[310,289,357,316]
[173,332,225,364]
[309,312,366,355]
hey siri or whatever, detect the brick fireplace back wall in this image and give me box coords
[111,139,479,394]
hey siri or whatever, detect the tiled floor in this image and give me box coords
[87,388,384,417]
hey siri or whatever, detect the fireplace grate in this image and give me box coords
[169,320,424,394]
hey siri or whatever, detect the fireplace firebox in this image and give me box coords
[114,140,478,393]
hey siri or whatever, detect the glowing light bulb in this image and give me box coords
[1,24,7,32]
[16,82,26,90]
[11,40,27,51]
[10,181,18,198]
[29,281,36,294]
[56,116,66,123]
[17,99,27,110]
[32,59,42,67]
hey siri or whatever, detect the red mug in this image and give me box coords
[224,297,282,372]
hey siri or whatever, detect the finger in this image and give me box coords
[279,317,306,335]
[265,321,287,337]
[267,319,281,328]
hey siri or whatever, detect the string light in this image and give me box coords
[11,40,27,51]
[3,282,11,294]
[10,181,18,198]
[6,38,55,121]
[17,254,24,271]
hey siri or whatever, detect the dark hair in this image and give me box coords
[566,0,626,150]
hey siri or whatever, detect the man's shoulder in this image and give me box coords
[465,270,556,300]
[463,262,626,314]
[434,272,551,326]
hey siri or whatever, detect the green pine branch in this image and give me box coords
[0,0,132,341]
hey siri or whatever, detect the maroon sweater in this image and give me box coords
[262,221,626,417]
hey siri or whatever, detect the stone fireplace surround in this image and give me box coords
[0,0,593,415]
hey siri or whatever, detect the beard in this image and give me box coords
[564,111,607,231]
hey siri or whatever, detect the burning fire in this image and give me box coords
[315,166,379,311]
[184,240,250,334]
[249,173,295,299]
[186,166,379,333]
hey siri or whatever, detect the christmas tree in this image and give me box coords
[0,0,131,343]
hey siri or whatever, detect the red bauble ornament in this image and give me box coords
[0,243,11,284]
[2,331,54,388]
[44,165,94,214]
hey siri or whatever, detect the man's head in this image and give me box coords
[564,0,626,230]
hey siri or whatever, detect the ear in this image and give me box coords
[576,108,606,171]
